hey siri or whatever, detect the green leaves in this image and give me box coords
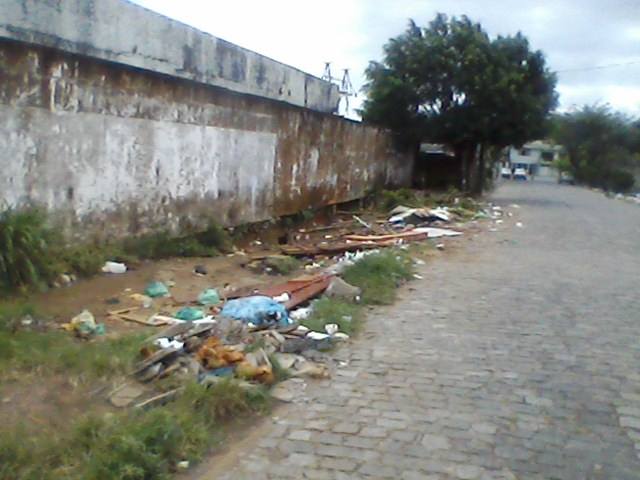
[551,105,638,192]
[362,14,557,156]
[0,208,56,291]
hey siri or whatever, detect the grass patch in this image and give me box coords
[0,302,145,379]
[0,303,273,477]
[262,255,300,275]
[0,380,270,480]
[121,221,232,261]
[378,188,421,210]
[302,298,362,335]
[0,302,37,332]
[0,205,233,290]
[342,250,414,305]
[55,243,114,277]
[268,354,290,382]
[0,329,146,380]
[0,208,59,292]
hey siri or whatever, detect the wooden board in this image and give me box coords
[108,307,170,327]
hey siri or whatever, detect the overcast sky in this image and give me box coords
[133,0,640,119]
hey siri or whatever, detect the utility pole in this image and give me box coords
[321,62,357,117]
[339,68,356,117]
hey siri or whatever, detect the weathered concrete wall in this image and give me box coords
[0,40,412,239]
[0,0,340,112]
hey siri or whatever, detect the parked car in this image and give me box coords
[558,171,575,185]
[500,167,512,179]
[513,167,528,180]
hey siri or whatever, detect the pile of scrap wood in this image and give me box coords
[109,271,356,408]
[280,204,463,257]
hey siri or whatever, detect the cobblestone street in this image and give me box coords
[205,180,640,479]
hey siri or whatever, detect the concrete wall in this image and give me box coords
[0,39,412,240]
[0,0,340,113]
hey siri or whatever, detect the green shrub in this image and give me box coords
[195,222,232,253]
[0,209,231,287]
[608,169,635,193]
[342,250,414,305]
[79,381,268,478]
[81,409,181,480]
[122,222,230,260]
[0,425,57,480]
[0,208,58,291]
[378,188,420,210]
[55,243,108,277]
[262,255,300,275]
[302,298,362,335]
[0,379,270,479]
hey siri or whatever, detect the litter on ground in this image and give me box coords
[94,195,505,410]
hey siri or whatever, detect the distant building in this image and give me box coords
[507,141,561,175]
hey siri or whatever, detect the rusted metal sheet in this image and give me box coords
[250,275,334,310]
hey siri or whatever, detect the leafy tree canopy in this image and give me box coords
[551,105,639,192]
[362,14,558,192]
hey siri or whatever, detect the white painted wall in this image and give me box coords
[0,104,277,229]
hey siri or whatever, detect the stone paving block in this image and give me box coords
[277,439,315,454]
[288,429,312,441]
[421,433,451,450]
[332,422,361,434]
[312,432,345,446]
[402,471,443,480]
[620,417,640,430]
[321,456,359,472]
[471,423,498,435]
[343,435,380,449]
[455,465,484,479]
[283,453,316,467]
[376,417,409,429]
[358,463,397,478]
[360,426,388,438]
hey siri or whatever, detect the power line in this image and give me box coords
[555,60,640,73]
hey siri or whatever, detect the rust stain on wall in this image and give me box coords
[0,39,412,240]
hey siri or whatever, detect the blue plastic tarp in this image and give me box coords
[221,295,291,327]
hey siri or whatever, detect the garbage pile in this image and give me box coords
[102,270,358,408]
[281,204,464,258]
[131,318,336,388]
[96,199,478,407]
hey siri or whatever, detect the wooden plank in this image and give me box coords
[343,230,428,242]
[281,241,380,257]
[108,307,171,327]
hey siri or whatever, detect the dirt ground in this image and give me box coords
[32,208,483,333]
[0,208,485,461]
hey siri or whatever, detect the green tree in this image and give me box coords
[551,105,638,192]
[362,14,557,194]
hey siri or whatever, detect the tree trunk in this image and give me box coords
[455,144,479,193]
[463,144,477,194]
[412,142,422,188]
[472,144,486,195]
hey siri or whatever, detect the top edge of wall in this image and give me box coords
[0,0,341,113]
